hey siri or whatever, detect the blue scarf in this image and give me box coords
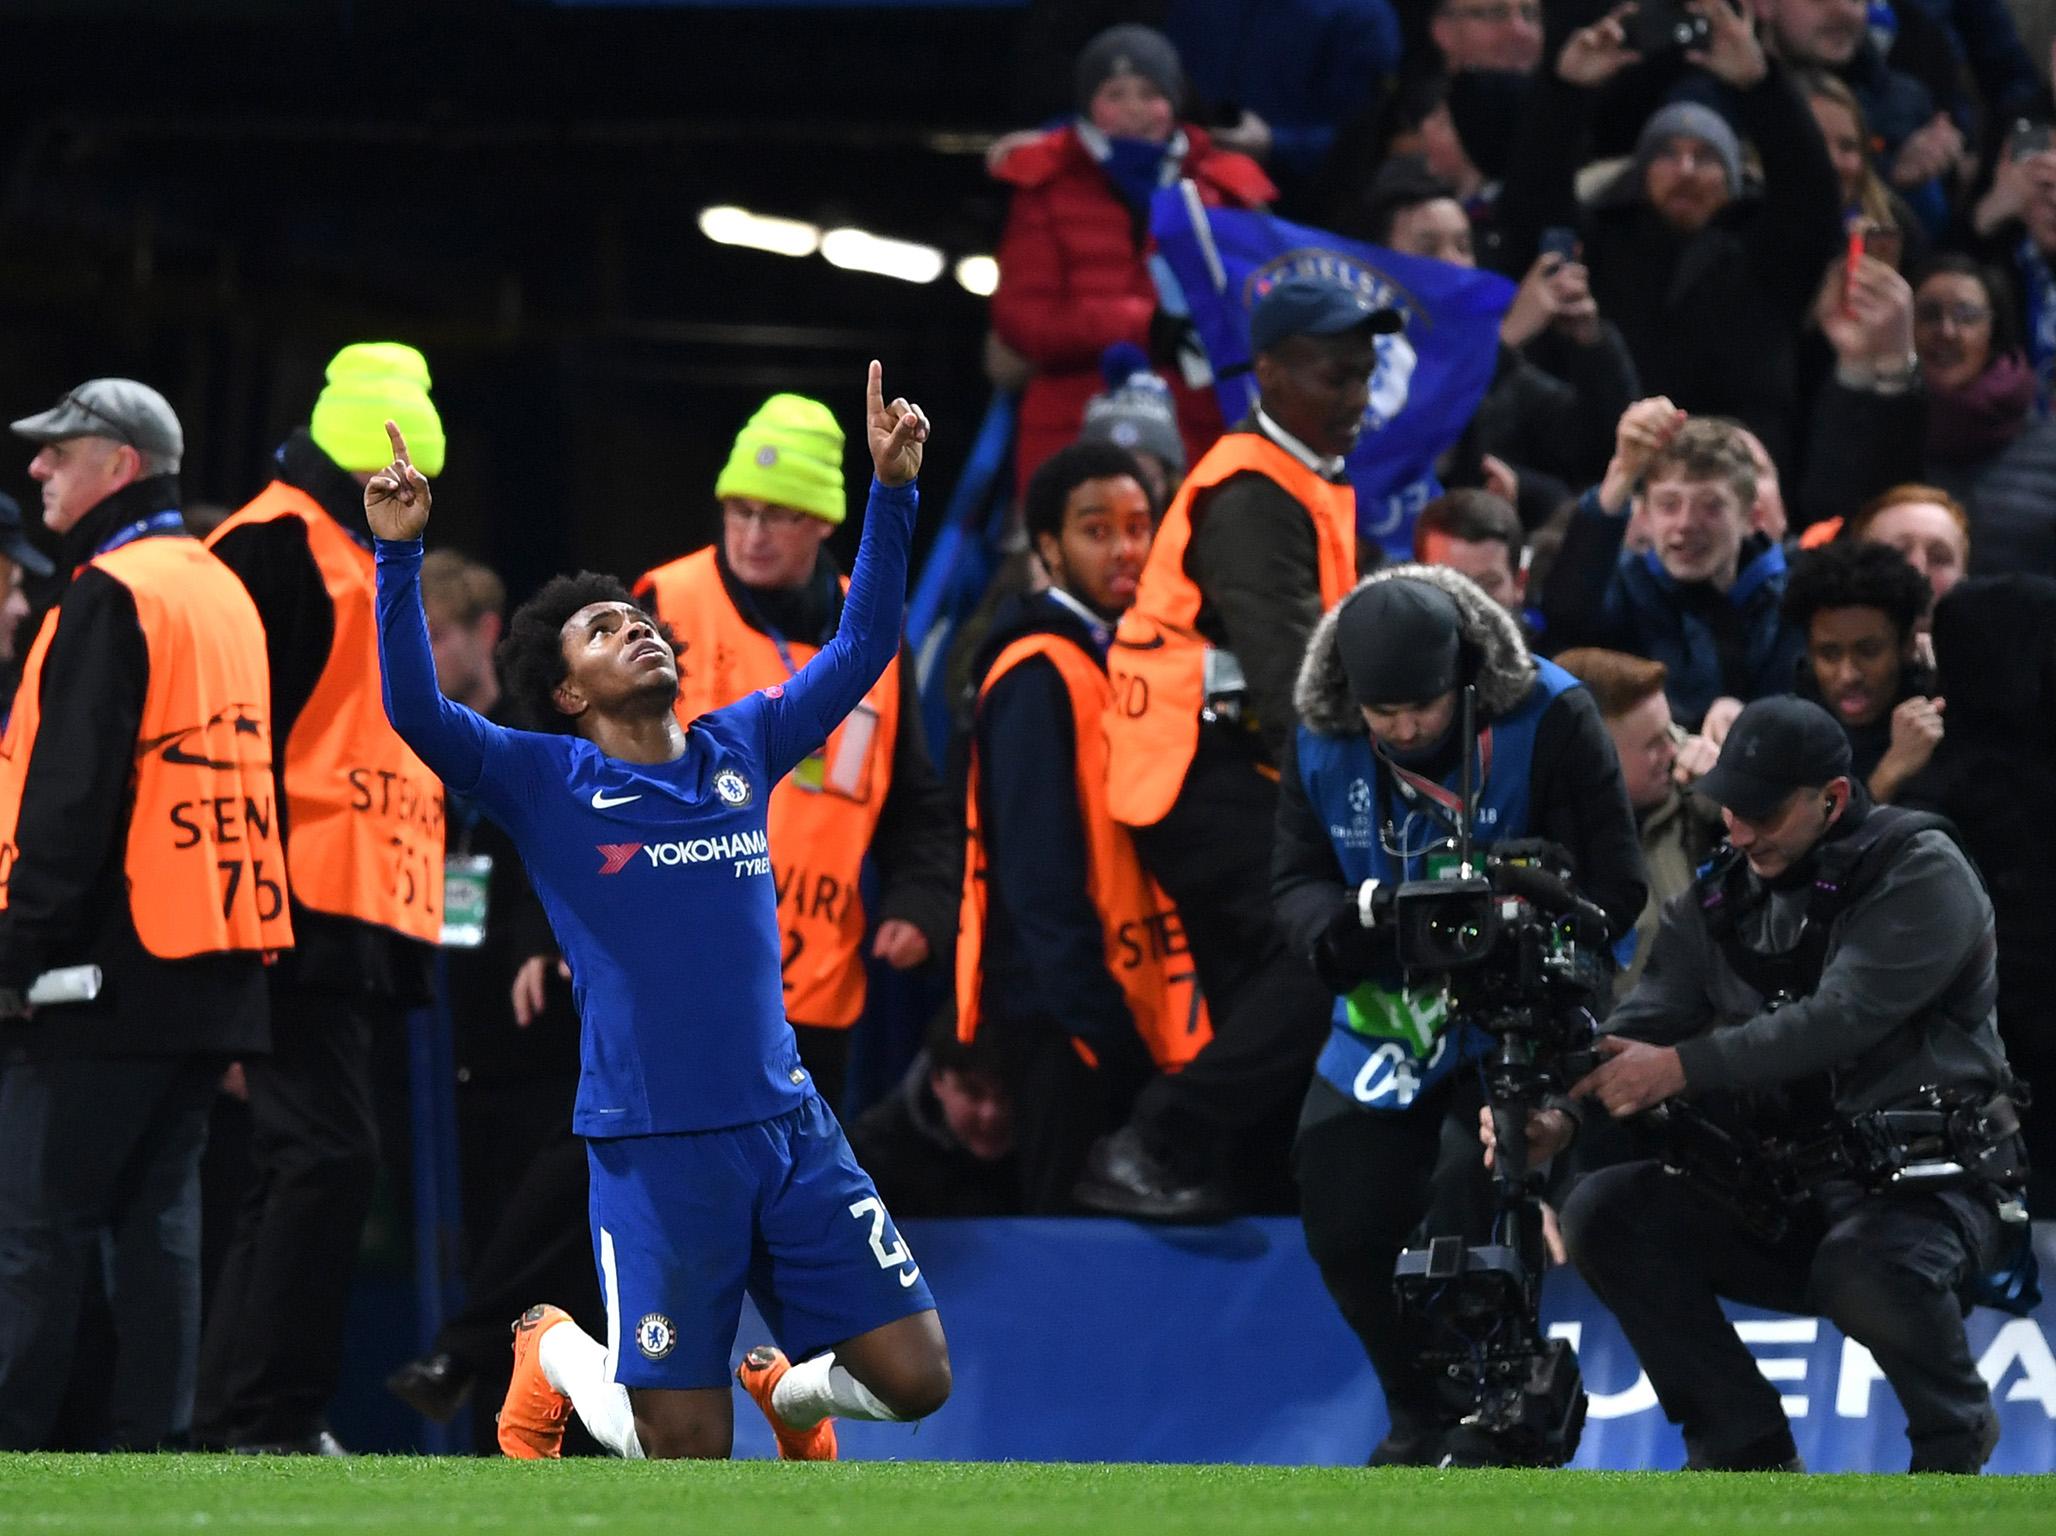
[1097,133,1176,214]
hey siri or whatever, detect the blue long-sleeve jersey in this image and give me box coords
[375,478,917,1137]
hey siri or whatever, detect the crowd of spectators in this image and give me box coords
[7,0,2056,1463]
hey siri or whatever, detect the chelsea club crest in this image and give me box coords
[636,1312,677,1359]
[713,768,752,809]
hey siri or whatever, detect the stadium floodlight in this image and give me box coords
[953,255,999,297]
[697,205,821,259]
[821,227,946,285]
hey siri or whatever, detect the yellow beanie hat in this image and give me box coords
[714,394,846,526]
[309,342,446,478]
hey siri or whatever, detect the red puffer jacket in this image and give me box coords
[992,123,1275,494]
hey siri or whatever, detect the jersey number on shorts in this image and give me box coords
[849,1197,921,1288]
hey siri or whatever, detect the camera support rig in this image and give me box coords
[1385,680,1603,1465]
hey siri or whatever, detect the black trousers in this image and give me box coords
[983,1011,1143,1213]
[1131,745,1334,1169]
[0,1054,219,1450]
[1562,1159,2002,1471]
[1293,1074,1497,1444]
[194,988,389,1447]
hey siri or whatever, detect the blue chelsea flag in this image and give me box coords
[1151,186,1515,565]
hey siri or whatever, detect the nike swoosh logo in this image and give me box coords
[591,789,642,809]
[898,1265,921,1288]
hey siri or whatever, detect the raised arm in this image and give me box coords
[753,363,928,782]
[366,421,512,798]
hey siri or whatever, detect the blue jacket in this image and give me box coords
[1540,489,1803,730]
[1273,565,1647,1116]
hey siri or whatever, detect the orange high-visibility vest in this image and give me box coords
[0,536,295,959]
[209,484,445,941]
[958,631,1211,1070]
[636,547,900,1030]
[1105,432,1357,828]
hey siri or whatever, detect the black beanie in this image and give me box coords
[1337,580,1465,707]
[1073,25,1184,117]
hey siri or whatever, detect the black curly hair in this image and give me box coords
[496,571,679,732]
[1783,541,1931,645]
[1024,440,1151,545]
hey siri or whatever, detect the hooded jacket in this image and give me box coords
[1608,794,2008,1120]
[1542,492,1804,731]
[992,122,1275,496]
[1274,565,1646,1108]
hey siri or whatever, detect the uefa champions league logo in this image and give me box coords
[1243,251,1420,432]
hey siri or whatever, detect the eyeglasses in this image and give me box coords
[723,502,815,531]
[1444,1,1542,22]
[1913,301,1992,329]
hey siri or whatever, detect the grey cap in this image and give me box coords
[12,379,183,470]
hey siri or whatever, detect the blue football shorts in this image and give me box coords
[587,1090,937,1390]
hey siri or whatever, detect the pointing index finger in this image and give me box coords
[866,360,884,422]
[385,418,412,467]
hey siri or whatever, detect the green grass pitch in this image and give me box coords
[2,1457,2053,1535]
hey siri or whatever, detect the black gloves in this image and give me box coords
[1316,884,1393,992]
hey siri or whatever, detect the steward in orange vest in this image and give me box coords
[957,443,1214,1211]
[195,343,448,1453]
[1074,275,1402,1224]
[0,378,287,1454]
[634,393,958,1113]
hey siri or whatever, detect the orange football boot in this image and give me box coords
[497,1304,574,1459]
[736,1345,838,1461]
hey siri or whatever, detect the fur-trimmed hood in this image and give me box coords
[1293,563,1536,738]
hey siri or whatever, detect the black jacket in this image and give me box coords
[0,477,267,1061]
[713,542,960,961]
[1185,416,1349,768]
[1272,563,1648,991]
[1794,378,1929,535]
[1498,64,1844,475]
[1902,575,2056,1080]
[967,591,1148,1054]
[1612,801,2008,1117]
[1473,329,1641,496]
[209,431,435,1004]
[847,1052,1021,1218]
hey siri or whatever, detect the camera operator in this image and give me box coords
[1514,695,2020,1474]
[1275,566,1645,1465]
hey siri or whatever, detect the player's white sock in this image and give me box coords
[538,1319,646,1459]
[770,1352,905,1428]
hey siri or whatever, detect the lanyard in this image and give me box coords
[1378,728,1494,878]
[96,509,186,555]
